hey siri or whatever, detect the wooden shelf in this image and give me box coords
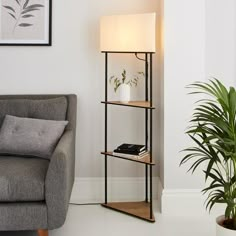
[101,201,155,223]
[101,101,155,109]
[101,152,155,165]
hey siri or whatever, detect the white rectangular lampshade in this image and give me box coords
[100,13,156,53]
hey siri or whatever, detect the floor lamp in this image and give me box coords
[100,13,156,222]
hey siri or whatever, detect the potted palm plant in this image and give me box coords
[181,79,236,236]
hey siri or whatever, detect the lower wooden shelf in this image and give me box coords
[101,201,155,223]
[101,152,155,165]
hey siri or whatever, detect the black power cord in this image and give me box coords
[135,53,147,62]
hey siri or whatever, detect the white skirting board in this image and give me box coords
[70,177,225,217]
[70,177,160,204]
[161,189,226,217]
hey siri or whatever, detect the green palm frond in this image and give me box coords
[181,79,236,227]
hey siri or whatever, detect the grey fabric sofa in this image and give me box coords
[0,95,77,235]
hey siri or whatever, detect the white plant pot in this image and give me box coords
[119,84,130,102]
[216,215,236,236]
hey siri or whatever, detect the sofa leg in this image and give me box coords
[37,229,48,236]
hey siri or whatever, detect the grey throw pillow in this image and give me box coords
[0,115,68,159]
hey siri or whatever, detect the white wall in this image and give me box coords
[0,0,159,178]
[163,0,206,190]
[161,0,236,215]
[206,0,236,87]
[159,0,164,188]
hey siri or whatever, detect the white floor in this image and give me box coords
[50,204,216,236]
[0,203,216,236]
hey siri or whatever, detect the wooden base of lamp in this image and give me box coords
[102,201,155,222]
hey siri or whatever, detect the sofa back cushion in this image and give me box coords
[0,97,67,126]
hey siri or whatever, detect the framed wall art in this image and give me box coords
[0,0,52,46]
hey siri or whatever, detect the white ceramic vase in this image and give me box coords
[216,215,236,236]
[119,84,130,102]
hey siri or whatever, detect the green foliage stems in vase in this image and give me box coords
[109,69,144,92]
[181,79,236,230]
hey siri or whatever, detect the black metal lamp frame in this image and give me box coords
[102,51,155,222]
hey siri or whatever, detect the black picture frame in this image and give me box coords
[0,0,52,46]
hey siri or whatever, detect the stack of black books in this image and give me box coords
[113,143,148,159]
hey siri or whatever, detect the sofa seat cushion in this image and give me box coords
[0,156,49,202]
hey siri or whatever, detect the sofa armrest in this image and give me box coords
[45,130,75,230]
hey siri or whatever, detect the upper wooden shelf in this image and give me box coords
[101,151,155,165]
[101,101,155,109]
